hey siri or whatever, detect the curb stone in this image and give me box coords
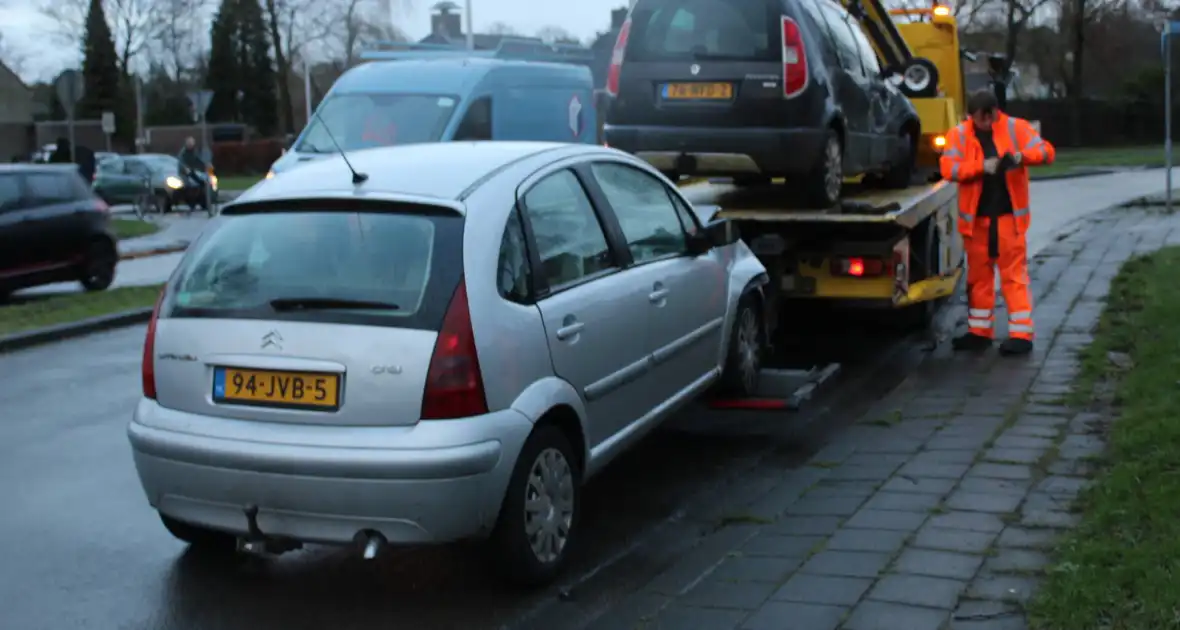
[0,307,154,354]
[119,243,189,261]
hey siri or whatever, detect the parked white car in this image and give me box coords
[128,141,769,586]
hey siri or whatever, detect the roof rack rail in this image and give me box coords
[359,37,595,64]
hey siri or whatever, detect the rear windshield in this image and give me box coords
[629,0,777,62]
[294,93,459,153]
[165,209,464,330]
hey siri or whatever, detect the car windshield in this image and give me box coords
[293,93,460,153]
[166,208,465,330]
[629,0,776,62]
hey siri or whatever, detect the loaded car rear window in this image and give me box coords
[166,209,463,331]
[294,93,459,153]
[629,0,776,61]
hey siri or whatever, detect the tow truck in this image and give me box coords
[681,1,991,409]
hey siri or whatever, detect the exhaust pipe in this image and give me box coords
[359,530,386,560]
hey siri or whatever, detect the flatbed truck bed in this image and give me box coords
[687,178,960,314]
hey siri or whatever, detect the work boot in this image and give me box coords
[999,338,1033,356]
[952,333,992,351]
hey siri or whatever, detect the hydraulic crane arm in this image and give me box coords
[840,0,914,72]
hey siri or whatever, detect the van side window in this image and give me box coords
[453,97,493,141]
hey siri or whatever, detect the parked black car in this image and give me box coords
[0,164,118,298]
[603,0,923,206]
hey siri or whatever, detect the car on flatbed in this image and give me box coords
[129,141,768,586]
[603,0,922,206]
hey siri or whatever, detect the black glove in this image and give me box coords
[997,153,1018,172]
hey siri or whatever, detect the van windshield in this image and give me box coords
[628,0,777,62]
[294,93,460,153]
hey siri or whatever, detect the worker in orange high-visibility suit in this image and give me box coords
[940,89,1055,356]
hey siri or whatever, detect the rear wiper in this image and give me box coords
[269,297,400,311]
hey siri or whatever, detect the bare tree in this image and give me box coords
[155,0,211,82]
[486,21,518,36]
[38,0,163,76]
[0,31,26,78]
[323,0,408,67]
[536,25,580,44]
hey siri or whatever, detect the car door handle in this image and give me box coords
[649,288,670,302]
[555,321,585,340]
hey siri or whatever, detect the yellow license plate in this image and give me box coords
[664,82,734,100]
[214,367,341,410]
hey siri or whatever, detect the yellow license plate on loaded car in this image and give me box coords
[213,367,341,410]
[664,82,734,100]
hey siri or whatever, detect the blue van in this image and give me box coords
[267,57,598,177]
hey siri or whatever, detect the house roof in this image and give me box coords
[0,60,29,92]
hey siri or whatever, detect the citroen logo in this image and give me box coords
[261,331,283,350]
[690,64,701,75]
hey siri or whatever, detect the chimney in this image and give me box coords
[430,1,463,39]
[611,7,628,30]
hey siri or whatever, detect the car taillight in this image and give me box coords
[142,289,165,399]
[606,18,632,97]
[781,16,808,99]
[421,279,487,420]
[832,257,887,277]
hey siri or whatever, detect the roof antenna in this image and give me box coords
[311,107,369,185]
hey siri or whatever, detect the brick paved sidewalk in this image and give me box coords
[584,208,1180,630]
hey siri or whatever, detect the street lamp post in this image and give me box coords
[1163,22,1180,213]
[465,0,474,50]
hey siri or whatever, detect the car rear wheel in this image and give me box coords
[79,239,116,292]
[160,514,236,551]
[717,294,764,397]
[804,130,842,207]
[488,424,580,588]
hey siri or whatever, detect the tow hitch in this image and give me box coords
[235,504,303,556]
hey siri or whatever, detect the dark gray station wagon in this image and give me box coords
[603,0,923,206]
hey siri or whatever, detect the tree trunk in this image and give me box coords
[1069,0,1085,147]
[1004,0,1020,64]
[265,0,296,134]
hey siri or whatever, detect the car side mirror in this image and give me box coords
[689,218,740,255]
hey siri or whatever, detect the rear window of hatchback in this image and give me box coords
[629,0,778,62]
[163,203,464,331]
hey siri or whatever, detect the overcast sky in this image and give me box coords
[0,0,629,83]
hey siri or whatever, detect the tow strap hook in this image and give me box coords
[235,504,303,555]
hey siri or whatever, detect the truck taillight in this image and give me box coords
[606,19,632,97]
[781,16,808,99]
[832,257,887,277]
[421,278,487,420]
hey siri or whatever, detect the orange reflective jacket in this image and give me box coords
[939,112,1055,238]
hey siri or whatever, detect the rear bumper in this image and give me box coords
[127,399,533,545]
[604,125,826,176]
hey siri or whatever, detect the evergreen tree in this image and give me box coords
[78,0,127,141]
[206,0,240,123]
[238,0,277,136]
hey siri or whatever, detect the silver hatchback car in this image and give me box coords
[128,141,768,586]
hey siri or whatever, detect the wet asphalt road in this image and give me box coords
[0,306,933,630]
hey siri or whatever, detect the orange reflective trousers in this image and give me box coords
[940,112,1054,341]
[965,216,1034,340]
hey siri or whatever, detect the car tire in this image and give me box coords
[880,129,916,189]
[160,514,236,551]
[79,238,116,292]
[488,424,581,588]
[717,294,763,397]
[805,130,843,208]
